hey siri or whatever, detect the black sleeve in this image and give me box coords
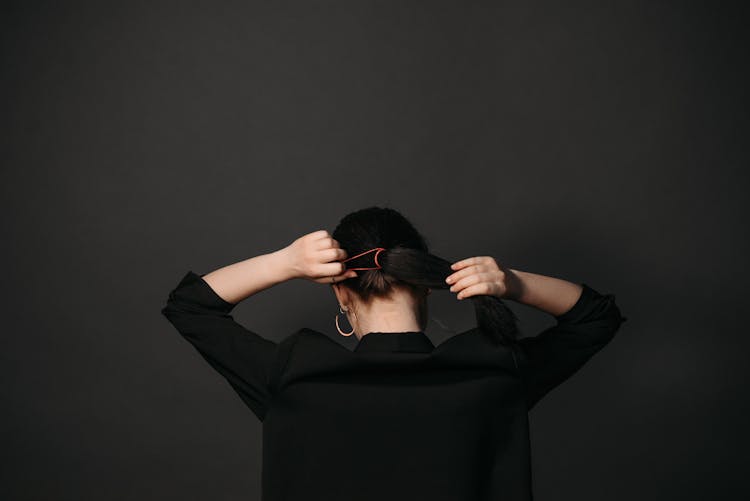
[514,283,627,410]
[160,270,279,421]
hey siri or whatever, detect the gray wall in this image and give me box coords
[2,0,747,499]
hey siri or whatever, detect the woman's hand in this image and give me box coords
[282,229,358,284]
[445,256,520,300]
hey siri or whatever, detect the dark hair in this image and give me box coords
[332,206,519,346]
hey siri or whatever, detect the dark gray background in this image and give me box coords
[2,0,747,499]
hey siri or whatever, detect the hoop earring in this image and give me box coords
[335,304,355,337]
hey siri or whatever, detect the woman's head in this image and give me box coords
[331,206,519,345]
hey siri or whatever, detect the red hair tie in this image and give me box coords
[342,247,386,270]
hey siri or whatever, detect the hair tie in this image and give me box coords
[342,247,386,270]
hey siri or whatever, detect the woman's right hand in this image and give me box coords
[282,229,358,284]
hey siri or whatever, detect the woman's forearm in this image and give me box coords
[506,268,584,317]
[200,248,295,305]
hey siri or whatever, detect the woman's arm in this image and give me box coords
[446,257,582,315]
[446,257,626,410]
[504,268,584,317]
[202,229,357,304]
[512,278,626,410]
[446,257,615,324]
[161,267,281,421]
[200,249,297,305]
[160,230,356,421]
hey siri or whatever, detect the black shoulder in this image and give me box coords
[278,328,343,346]
[267,328,352,393]
[273,328,350,368]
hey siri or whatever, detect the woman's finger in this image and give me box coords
[319,247,347,263]
[446,263,485,285]
[314,261,350,277]
[308,229,331,242]
[455,281,494,300]
[452,255,497,270]
[313,236,336,250]
[450,256,482,270]
[449,271,490,294]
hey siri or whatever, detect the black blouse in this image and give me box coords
[161,270,627,501]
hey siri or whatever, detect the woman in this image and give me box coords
[161,206,627,501]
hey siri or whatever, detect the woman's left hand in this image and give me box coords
[445,256,519,300]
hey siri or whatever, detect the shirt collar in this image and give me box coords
[353,331,434,353]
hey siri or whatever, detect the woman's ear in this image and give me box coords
[331,283,348,305]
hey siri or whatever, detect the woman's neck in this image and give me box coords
[352,291,423,339]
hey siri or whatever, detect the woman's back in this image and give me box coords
[262,327,529,500]
[162,270,626,501]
